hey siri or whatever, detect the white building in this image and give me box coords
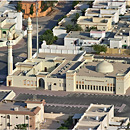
[73,104,129,130]
[53,26,67,38]
[93,1,126,15]
[109,28,130,48]
[64,31,104,47]
[85,8,119,24]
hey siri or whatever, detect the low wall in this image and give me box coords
[39,48,83,54]
[4,90,16,100]
[44,113,73,120]
[24,7,52,19]
[106,48,127,54]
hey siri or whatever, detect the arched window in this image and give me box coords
[3,31,6,34]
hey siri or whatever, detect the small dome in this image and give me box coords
[96,60,114,73]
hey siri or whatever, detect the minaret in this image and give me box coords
[27,17,32,60]
[7,32,13,76]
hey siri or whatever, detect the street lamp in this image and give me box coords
[36,0,39,57]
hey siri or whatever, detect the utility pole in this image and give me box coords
[36,1,39,57]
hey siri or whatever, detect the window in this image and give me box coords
[26,116,29,120]
[85,85,87,89]
[99,86,101,90]
[82,85,84,89]
[96,86,98,90]
[16,116,18,119]
[7,115,10,119]
[24,80,26,85]
[108,87,109,91]
[105,86,107,91]
[113,87,115,91]
[88,85,90,90]
[76,84,78,89]
[111,87,113,91]
[31,81,33,86]
[54,83,56,85]
[91,85,92,90]
[102,86,104,91]
[7,123,10,126]
[79,85,81,89]
[93,86,95,90]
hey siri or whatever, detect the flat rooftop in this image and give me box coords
[66,31,100,40]
[0,17,5,22]
[77,61,130,77]
[81,115,105,122]
[0,100,40,116]
[87,8,100,14]
[116,28,130,36]
[50,60,82,78]
[37,53,77,61]
[2,23,15,29]
[88,105,111,113]
[0,91,9,101]
[76,124,100,130]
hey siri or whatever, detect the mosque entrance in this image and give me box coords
[39,78,45,89]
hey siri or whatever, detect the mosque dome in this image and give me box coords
[96,60,114,73]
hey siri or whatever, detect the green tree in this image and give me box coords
[57,126,68,129]
[71,13,80,24]
[15,1,22,12]
[15,124,28,130]
[93,44,107,54]
[72,1,80,8]
[66,24,82,33]
[30,4,34,15]
[81,9,86,16]
[39,30,58,45]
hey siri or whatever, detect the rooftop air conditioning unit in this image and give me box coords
[14,107,19,111]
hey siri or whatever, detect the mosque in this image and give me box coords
[6,17,130,95]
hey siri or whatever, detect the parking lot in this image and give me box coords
[15,93,130,117]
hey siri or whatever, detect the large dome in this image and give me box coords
[96,60,114,73]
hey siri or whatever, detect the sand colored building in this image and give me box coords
[73,104,129,130]
[0,99,45,130]
[77,16,112,31]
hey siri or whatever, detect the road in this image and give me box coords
[0,1,73,81]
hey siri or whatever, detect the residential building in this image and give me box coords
[77,16,112,31]
[93,1,126,15]
[53,26,67,38]
[85,8,119,24]
[73,104,129,130]
[109,28,130,48]
[64,31,104,47]
[0,99,45,129]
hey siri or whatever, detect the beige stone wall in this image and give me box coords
[106,48,127,54]
[44,113,72,120]
[74,76,115,94]
[66,71,76,91]
[7,75,37,88]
